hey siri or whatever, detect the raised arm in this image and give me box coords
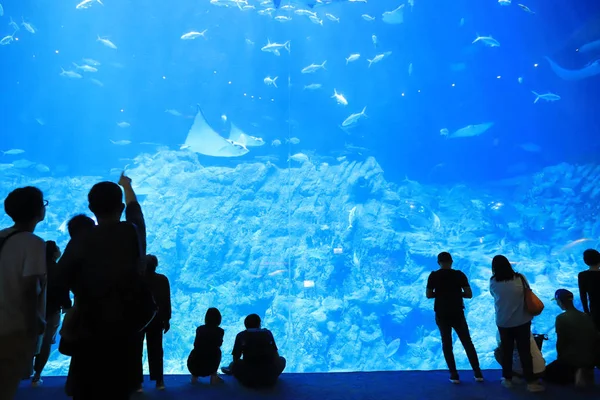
[119,172,146,256]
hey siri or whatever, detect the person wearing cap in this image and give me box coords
[426,252,483,384]
[578,249,600,331]
[545,289,598,386]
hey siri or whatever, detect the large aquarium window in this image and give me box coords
[1,0,599,376]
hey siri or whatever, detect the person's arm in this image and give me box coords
[119,173,146,256]
[426,273,435,299]
[163,276,172,333]
[579,273,590,314]
[461,272,473,299]
[218,328,224,347]
[23,238,48,335]
[232,332,243,361]
[555,316,565,360]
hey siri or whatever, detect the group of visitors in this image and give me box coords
[427,250,600,393]
[0,174,285,400]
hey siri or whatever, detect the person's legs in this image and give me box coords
[146,324,164,383]
[33,311,61,380]
[0,332,35,400]
[436,314,458,379]
[545,360,576,385]
[514,322,534,382]
[498,326,516,381]
[453,313,482,378]
[134,331,145,389]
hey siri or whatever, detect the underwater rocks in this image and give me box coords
[1,152,598,375]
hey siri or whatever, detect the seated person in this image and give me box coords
[223,314,286,388]
[494,331,546,382]
[188,308,224,385]
[545,289,598,387]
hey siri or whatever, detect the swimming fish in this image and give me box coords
[181,30,207,40]
[76,0,103,9]
[532,91,560,103]
[97,36,117,49]
[184,107,249,157]
[332,89,348,106]
[21,18,35,34]
[348,206,357,229]
[110,139,131,145]
[286,137,300,144]
[498,0,511,5]
[301,61,326,73]
[275,16,292,22]
[442,122,494,138]
[579,39,600,54]
[326,13,340,22]
[0,33,14,46]
[2,149,25,155]
[36,164,50,173]
[261,40,291,56]
[82,58,101,66]
[309,15,323,25]
[367,52,391,67]
[271,139,282,147]
[60,69,83,79]
[372,35,377,47]
[385,338,401,358]
[545,56,600,81]
[9,17,19,32]
[288,153,309,163]
[341,107,367,127]
[472,35,500,47]
[264,76,278,88]
[408,63,413,76]
[382,4,404,24]
[362,14,376,22]
[303,83,322,90]
[518,4,535,14]
[90,78,104,87]
[73,62,98,72]
[346,53,360,64]
[0,4,3,16]
[117,121,130,128]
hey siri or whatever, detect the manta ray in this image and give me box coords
[545,56,600,81]
[382,4,405,24]
[184,107,249,157]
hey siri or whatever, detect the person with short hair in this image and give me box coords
[223,314,286,388]
[188,307,225,385]
[545,289,598,387]
[578,249,600,331]
[135,254,171,391]
[426,252,483,384]
[0,186,47,400]
[67,214,95,239]
[489,255,545,392]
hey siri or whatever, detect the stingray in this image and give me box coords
[545,56,600,81]
[444,122,494,139]
[382,4,404,24]
[229,123,265,147]
[184,107,249,157]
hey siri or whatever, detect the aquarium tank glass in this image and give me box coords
[1,0,599,376]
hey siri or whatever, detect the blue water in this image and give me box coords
[1,0,600,376]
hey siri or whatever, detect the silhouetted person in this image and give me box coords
[426,252,483,383]
[490,255,545,392]
[58,173,149,400]
[135,254,171,391]
[0,187,47,400]
[223,314,286,388]
[31,241,72,387]
[578,249,600,331]
[188,307,225,385]
[545,289,598,387]
[494,331,546,381]
[62,214,95,397]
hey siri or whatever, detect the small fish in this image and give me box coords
[261,40,291,56]
[90,78,104,87]
[408,63,413,76]
[472,35,500,47]
[275,16,292,22]
[518,3,535,13]
[326,13,340,22]
[332,89,348,106]
[336,156,346,162]
[532,91,560,103]
[180,144,191,150]
[3,149,25,155]
[301,61,326,74]
[76,0,103,9]
[286,137,300,145]
[35,164,50,173]
[346,53,360,64]
[0,33,14,45]
[0,4,3,17]
[518,76,523,84]
[372,34,377,47]
[367,52,391,68]
[440,128,449,136]
[288,153,309,163]
[385,338,401,358]
[97,36,117,49]
[309,15,323,25]
[348,206,357,229]
[295,9,316,18]
[60,68,83,79]
[21,18,35,34]
[181,29,207,40]
[362,14,376,21]
[268,269,287,277]
[341,107,367,127]
[264,76,278,88]
[73,62,98,72]
[498,0,511,5]
[9,17,19,32]
[459,17,465,27]
[271,139,282,147]
[303,83,322,90]
[245,38,254,46]
[117,121,130,128]
[165,109,182,116]
[110,139,131,146]
[82,58,101,66]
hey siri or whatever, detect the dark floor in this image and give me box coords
[15,370,600,400]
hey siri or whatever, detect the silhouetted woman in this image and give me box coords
[188,308,224,385]
[489,255,544,393]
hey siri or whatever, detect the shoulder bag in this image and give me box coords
[519,274,544,316]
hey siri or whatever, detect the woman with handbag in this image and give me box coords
[489,255,545,393]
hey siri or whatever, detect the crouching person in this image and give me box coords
[545,289,598,387]
[494,331,546,383]
[223,314,285,388]
[188,308,224,385]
